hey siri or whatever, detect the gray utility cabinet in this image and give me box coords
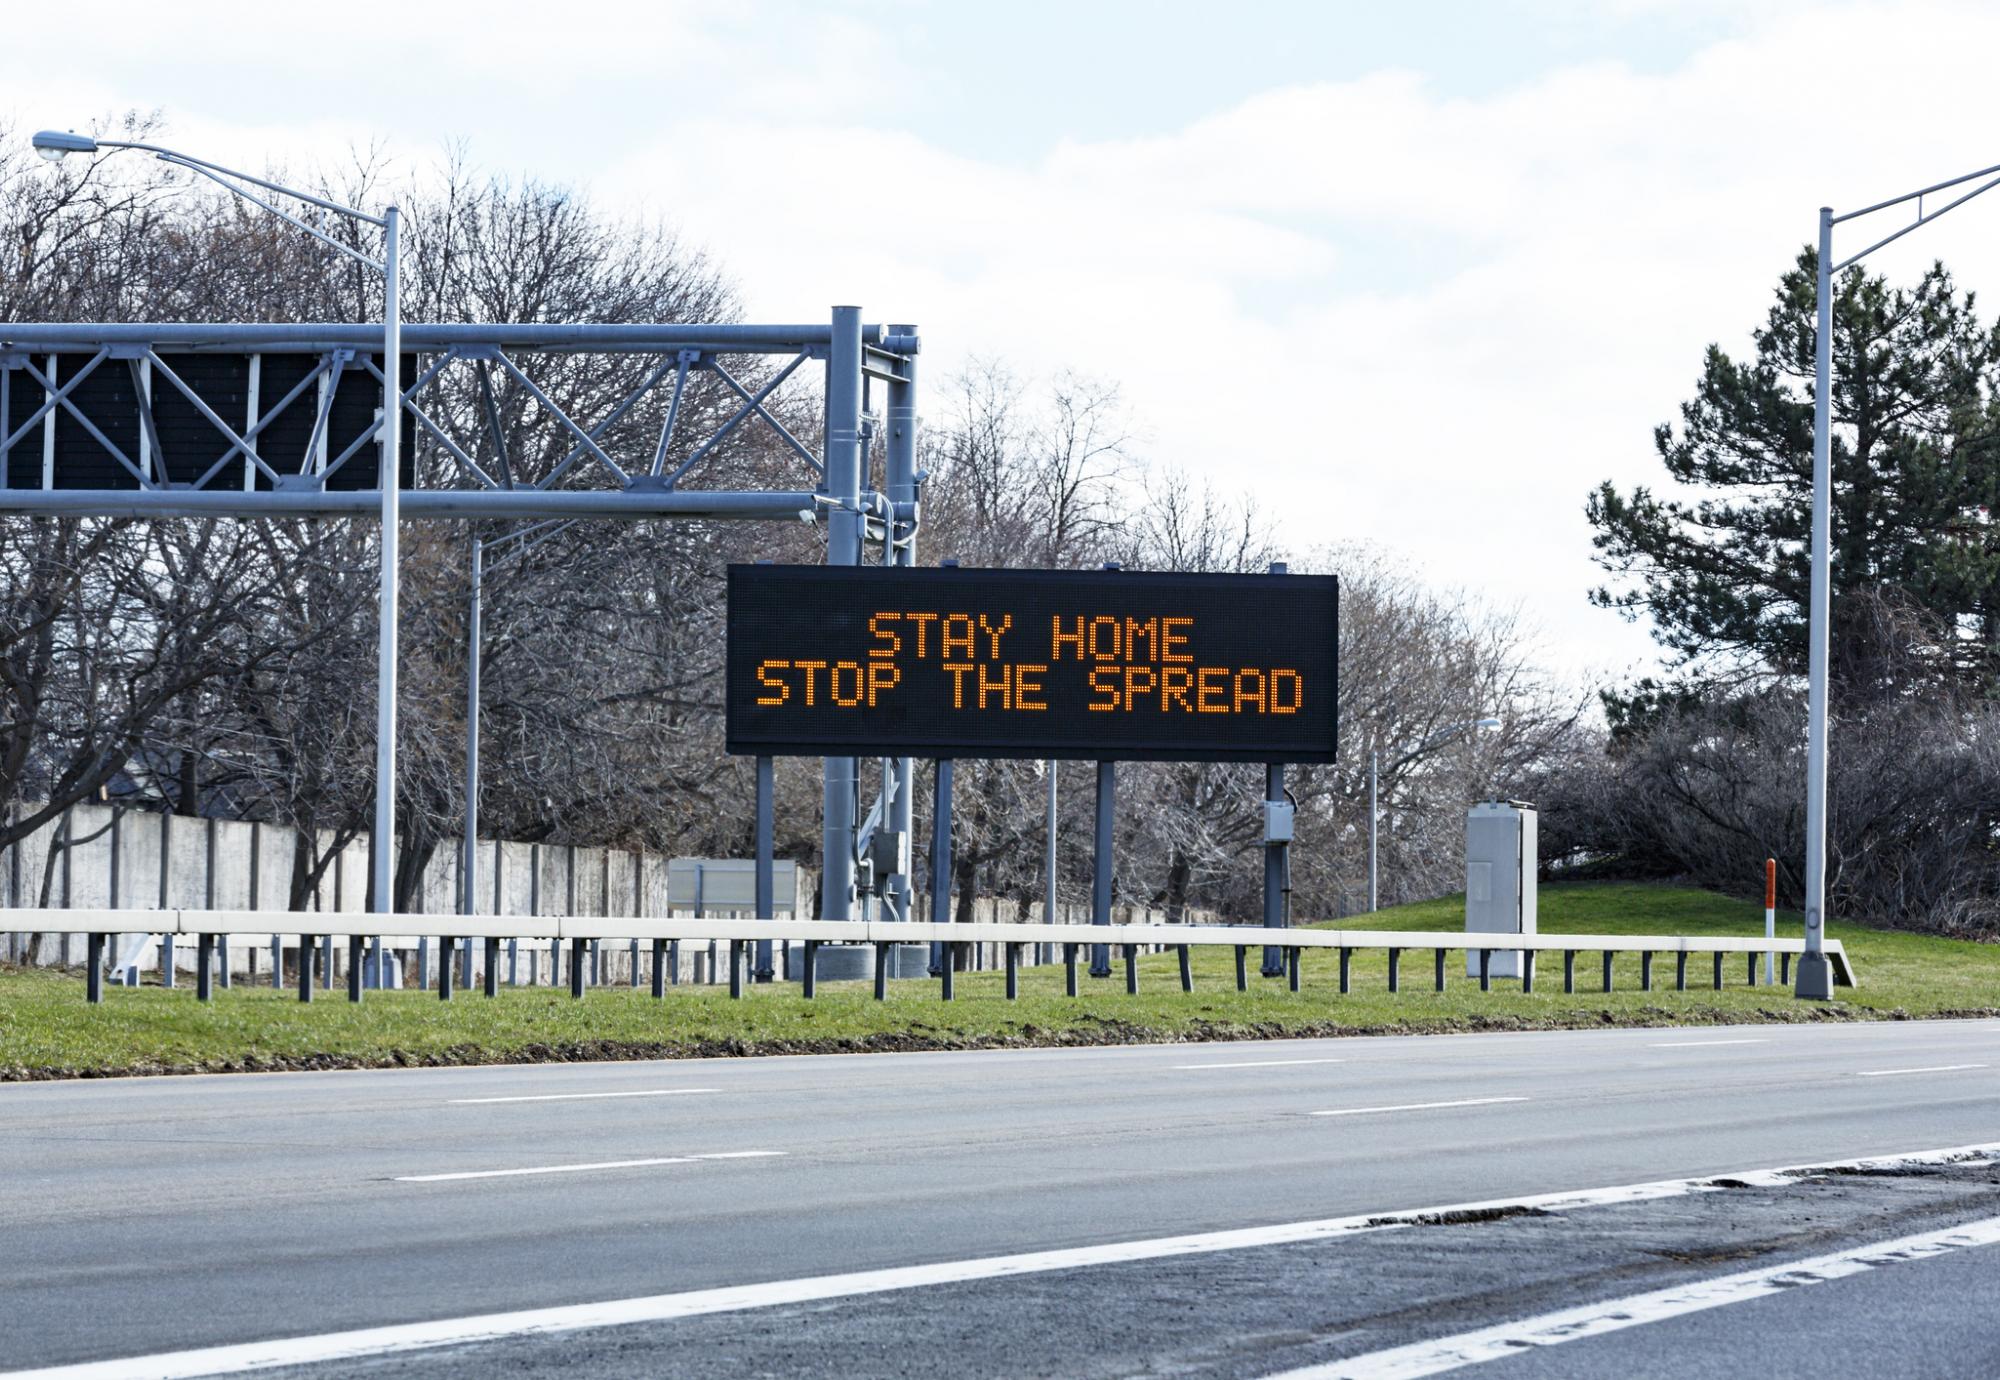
[1464,801,1537,978]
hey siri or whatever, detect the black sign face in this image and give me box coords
[726,565,1338,763]
[2,352,416,491]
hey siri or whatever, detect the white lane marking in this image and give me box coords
[1260,1213,2000,1379]
[1854,1064,1988,1077]
[396,1151,783,1183]
[14,1140,1999,1380]
[447,1089,720,1105]
[1175,1058,1347,1070]
[1308,1097,1526,1118]
[1649,1038,1769,1048]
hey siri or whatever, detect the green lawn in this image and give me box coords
[2,882,1995,1080]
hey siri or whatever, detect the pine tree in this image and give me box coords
[1588,249,2000,695]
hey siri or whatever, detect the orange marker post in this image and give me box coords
[1763,858,1777,987]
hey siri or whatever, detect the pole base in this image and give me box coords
[1793,952,1835,1001]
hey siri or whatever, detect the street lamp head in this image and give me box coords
[32,130,99,161]
[1474,717,1501,730]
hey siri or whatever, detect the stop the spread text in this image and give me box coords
[753,612,1304,716]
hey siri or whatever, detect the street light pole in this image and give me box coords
[33,129,402,997]
[1800,207,1835,1002]
[1798,159,2000,1001]
[376,204,401,942]
[1367,750,1378,913]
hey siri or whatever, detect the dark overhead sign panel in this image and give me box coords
[726,565,1338,763]
[1,352,416,491]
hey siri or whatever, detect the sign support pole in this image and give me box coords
[755,756,775,981]
[883,325,920,926]
[1261,764,1287,978]
[1090,760,1116,978]
[1043,761,1059,958]
[929,759,954,976]
[820,306,864,927]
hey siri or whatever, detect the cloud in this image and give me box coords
[603,0,2000,683]
[10,0,2000,687]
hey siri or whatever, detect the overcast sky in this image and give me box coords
[8,0,2000,687]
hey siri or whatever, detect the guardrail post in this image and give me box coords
[1064,942,1077,996]
[1124,943,1138,994]
[484,939,500,997]
[1675,952,1687,991]
[940,945,954,1001]
[1478,948,1491,992]
[1640,952,1653,992]
[668,939,680,985]
[1522,951,1535,993]
[1434,948,1446,992]
[874,943,890,1000]
[1564,950,1576,994]
[299,935,316,1003]
[568,939,586,998]
[1781,951,1791,985]
[1287,946,1300,993]
[1006,943,1020,1000]
[440,937,456,1000]
[730,940,744,999]
[1387,948,1400,993]
[1176,944,1192,993]
[1234,944,1247,992]
[1602,952,1614,993]
[651,939,666,997]
[196,934,214,1002]
[87,933,104,1004]
[347,936,366,1002]
[1747,953,1757,986]
[803,940,819,999]
[1338,947,1351,995]
[1715,952,1725,990]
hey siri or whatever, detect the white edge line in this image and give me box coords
[11,1140,1999,1380]
[1854,1064,1988,1077]
[1173,1058,1348,1070]
[395,1151,784,1183]
[1263,1213,2000,1379]
[1308,1097,1527,1117]
[447,1089,722,1105]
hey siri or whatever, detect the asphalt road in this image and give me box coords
[3,1017,1998,1377]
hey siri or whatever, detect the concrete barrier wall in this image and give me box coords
[1,801,1210,981]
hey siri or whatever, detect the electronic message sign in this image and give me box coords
[726,565,1337,763]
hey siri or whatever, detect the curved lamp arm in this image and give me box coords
[32,129,386,269]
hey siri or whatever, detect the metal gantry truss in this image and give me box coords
[0,318,916,524]
[0,309,921,931]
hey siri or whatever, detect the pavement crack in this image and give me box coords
[1365,1204,1554,1228]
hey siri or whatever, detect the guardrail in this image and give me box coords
[10,907,1857,1005]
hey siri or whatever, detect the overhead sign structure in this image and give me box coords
[726,565,1338,763]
